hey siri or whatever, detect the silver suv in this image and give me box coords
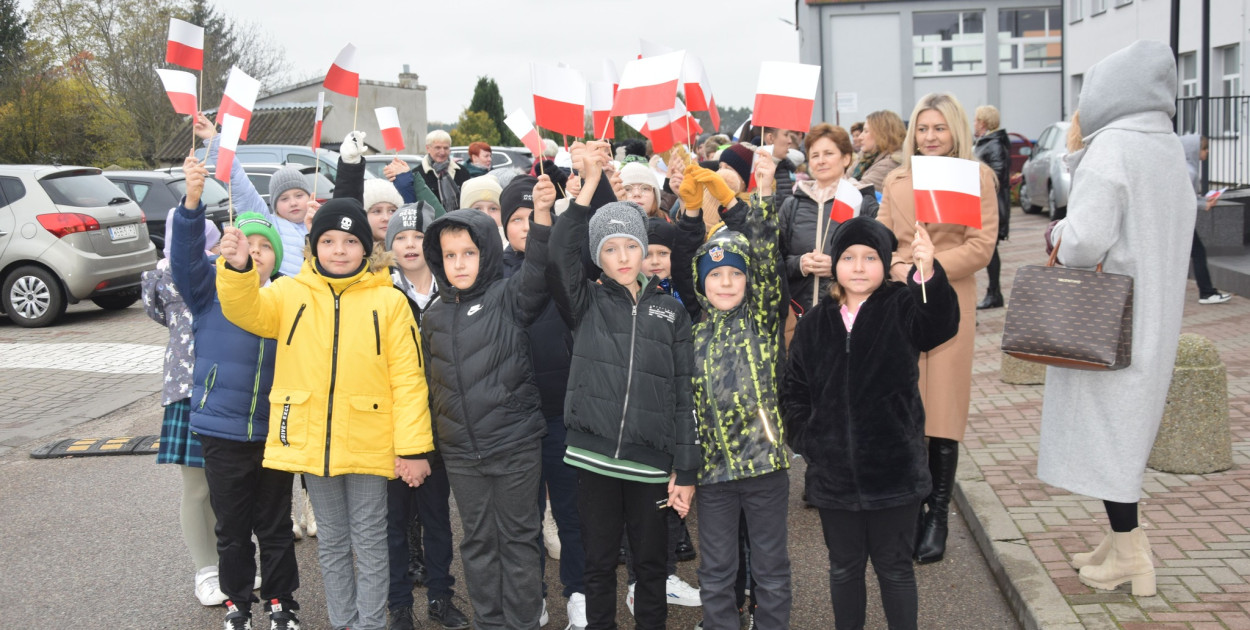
[0,166,158,327]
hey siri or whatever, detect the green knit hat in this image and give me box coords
[234,212,284,275]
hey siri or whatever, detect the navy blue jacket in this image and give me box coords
[503,244,573,420]
[170,201,277,442]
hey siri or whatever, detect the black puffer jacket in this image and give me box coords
[503,245,573,419]
[420,209,550,460]
[779,182,880,313]
[975,128,1011,241]
[550,201,699,484]
[782,262,959,511]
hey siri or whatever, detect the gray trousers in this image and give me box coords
[696,470,792,630]
[445,440,544,630]
[304,474,389,630]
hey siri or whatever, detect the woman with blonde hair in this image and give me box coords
[853,110,906,190]
[876,92,998,564]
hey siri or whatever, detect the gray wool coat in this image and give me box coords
[1036,40,1196,503]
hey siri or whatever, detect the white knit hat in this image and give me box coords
[459,175,503,209]
[363,179,404,212]
[618,162,661,193]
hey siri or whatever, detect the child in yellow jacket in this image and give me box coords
[217,198,433,630]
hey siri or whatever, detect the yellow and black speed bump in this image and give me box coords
[30,436,161,459]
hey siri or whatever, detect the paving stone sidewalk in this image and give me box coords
[965,210,1250,629]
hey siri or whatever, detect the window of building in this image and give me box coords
[1069,0,1083,22]
[1218,44,1241,97]
[1070,73,1083,112]
[1091,0,1107,14]
[1216,44,1241,136]
[913,11,986,75]
[1177,52,1200,134]
[999,8,1063,72]
[1114,0,1132,6]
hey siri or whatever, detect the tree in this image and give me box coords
[467,76,517,145]
[710,105,752,136]
[0,0,28,78]
[449,110,500,146]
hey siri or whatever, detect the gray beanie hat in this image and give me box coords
[268,167,310,210]
[588,201,649,268]
[386,202,437,250]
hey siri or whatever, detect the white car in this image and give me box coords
[1020,122,1072,221]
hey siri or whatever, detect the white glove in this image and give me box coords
[340,131,366,164]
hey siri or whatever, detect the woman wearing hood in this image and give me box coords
[1038,40,1199,597]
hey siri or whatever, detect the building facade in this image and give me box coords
[796,0,1065,141]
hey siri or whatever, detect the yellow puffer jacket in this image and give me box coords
[216,254,433,478]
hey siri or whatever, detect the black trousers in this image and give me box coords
[1191,230,1217,297]
[818,502,921,630]
[986,246,1002,292]
[577,470,668,630]
[386,464,456,607]
[200,435,299,607]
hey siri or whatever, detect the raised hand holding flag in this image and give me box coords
[218,67,260,141]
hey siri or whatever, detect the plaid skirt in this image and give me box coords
[157,398,204,468]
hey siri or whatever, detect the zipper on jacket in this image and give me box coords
[373,310,381,355]
[451,301,482,458]
[286,303,306,345]
[613,303,640,459]
[322,279,363,475]
[248,339,264,441]
[410,326,422,368]
[197,365,218,410]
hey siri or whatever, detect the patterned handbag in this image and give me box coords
[1001,240,1133,371]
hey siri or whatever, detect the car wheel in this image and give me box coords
[2,265,67,328]
[1048,185,1067,221]
[1020,181,1040,214]
[92,288,141,311]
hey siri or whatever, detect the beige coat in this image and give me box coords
[859,152,902,191]
[877,164,998,441]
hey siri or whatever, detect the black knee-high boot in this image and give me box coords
[915,438,959,564]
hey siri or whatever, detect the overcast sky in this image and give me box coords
[19,0,801,123]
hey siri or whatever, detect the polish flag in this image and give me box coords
[504,109,544,158]
[324,43,360,98]
[216,113,245,177]
[155,69,197,116]
[375,106,404,152]
[531,63,586,138]
[911,156,983,229]
[623,114,648,136]
[829,179,864,223]
[165,18,203,71]
[646,101,702,153]
[612,50,684,117]
[639,41,720,131]
[752,62,822,133]
[590,81,615,139]
[217,67,260,141]
[311,92,325,149]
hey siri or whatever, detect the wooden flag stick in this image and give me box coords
[917,257,928,304]
[353,96,359,132]
[192,70,202,154]
[599,114,612,141]
[812,206,824,305]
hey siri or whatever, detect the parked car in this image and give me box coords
[104,171,233,256]
[1020,122,1072,220]
[450,146,533,173]
[1008,132,1032,178]
[0,165,157,327]
[190,145,375,184]
[363,154,425,179]
[156,163,337,207]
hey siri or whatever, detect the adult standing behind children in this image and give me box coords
[420,130,470,210]
[973,105,1011,310]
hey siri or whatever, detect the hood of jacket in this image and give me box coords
[1179,133,1202,194]
[292,244,393,293]
[422,209,503,302]
[692,229,752,319]
[1079,40,1177,136]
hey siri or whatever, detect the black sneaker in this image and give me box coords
[266,598,300,630]
[389,604,415,630]
[428,595,471,630]
[223,600,252,630]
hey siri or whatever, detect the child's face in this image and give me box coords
[275,189,310,222]
[471,200,501,227]
[368,202,397,244]
[836,244,885,302]
[392,230,425,273]
[246,234,276,285]
[704,265,746,311]
[316,229,366,275]
[505,207,532,252]
[599,236,643,287]
[624,184,656,213]
[440,229,480,290]
[644,244,672,279]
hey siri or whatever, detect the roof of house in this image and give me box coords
[154,102,331,163]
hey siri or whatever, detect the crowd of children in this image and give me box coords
[146,87,999,630]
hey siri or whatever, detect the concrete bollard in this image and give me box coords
[1000,352,1047,385]
[1148,333,1232,474]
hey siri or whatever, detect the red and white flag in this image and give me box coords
[602,59,619,94]
[375,106,404,152]
[216,113,245,177]
[156,69,197,116]
[623,114,648,136]
[612,50,684,117]
[752,62,822,133]
[504,109,544,158]
[531,63,586,138]
[165,18,203,71]
[639,41,720,131]
[590,81,615,139]
[830,179,864,223]
[217,67,260,141]
[646,100,702,153]
[324,43,360,98]
[911,156,983,229]
[311,92,325,149]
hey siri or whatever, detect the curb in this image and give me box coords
[954,444,1083,630]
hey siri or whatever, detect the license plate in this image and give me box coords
[108,224,138,240]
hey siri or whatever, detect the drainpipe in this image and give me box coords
[1171,0,1181,131]
[1200,0,1210,190]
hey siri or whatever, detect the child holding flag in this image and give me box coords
[782,216,958,630]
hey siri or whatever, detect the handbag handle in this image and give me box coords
[1046,238,1104,273]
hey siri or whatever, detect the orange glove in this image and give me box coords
[678,165,704,210]
[693,168,736,207]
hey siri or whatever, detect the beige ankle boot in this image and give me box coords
[1078,528,1155,596]
[1071,529,1112,569]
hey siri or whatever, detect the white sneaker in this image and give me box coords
[1199,292,1233,304]
[543,503,561,560]
[302,489,317,537]
[194,566,227,606]
[539,598,549,626]
[254,574,262,590]
[565,592,587,630]
[626,583,635,616]
[666,574,701,607]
